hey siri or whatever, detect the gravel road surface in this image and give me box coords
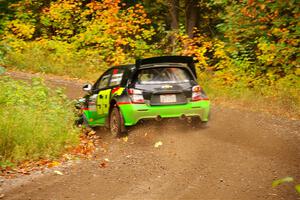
[3,71,300,200]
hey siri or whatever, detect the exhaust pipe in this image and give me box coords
[181,114,192,123]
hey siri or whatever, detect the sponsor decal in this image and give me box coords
[161,84,173,89]
[112,87,125,96]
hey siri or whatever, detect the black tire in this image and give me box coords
[75,114,89,126]
[189,117,208,129]
[75,115,84,126]
[109,106,126,137]
[82,114,89,127]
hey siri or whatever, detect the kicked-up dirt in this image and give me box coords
[2,71,300,200]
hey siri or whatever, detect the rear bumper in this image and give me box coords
[118,100,210,126]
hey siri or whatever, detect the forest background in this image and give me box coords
[0,0,299,117]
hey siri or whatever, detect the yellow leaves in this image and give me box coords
[7,20,35,39]
[48,161,61,168]
[203,41,212,49]
[122,136,128,142]
[259,25,267,30]
[87,1,103,11]
[271,28,281,35]
[295,68,300,76]
[259,4,266,10]
[71,0,155,64]
[40,0,83,39]
[4,0,155,67]
[176,32,231,71]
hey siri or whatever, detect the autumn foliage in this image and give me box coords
[1,0,157,80]
[0,0,299,115]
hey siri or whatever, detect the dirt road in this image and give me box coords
[3,71,300,200]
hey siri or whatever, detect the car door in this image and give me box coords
[95,70,112,117]
[98,68,125,115]
[97,89,111,116]
[82,69,112,126]
[89,68,125,124]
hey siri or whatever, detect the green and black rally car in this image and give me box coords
[76,56,210,136]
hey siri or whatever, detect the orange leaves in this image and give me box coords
[259,3,266,10]
[70,131,99,157]
[115,38,128,46]
[87,1,103,11]
[47,161,61,168]
[247,0,254,6]
[4,0,156,68]
[0,159,58,177]
[0,130,100,178]
[99,162,107,168]
[75,0,155,65]
[241,0,280,23]
[176,32,232,72]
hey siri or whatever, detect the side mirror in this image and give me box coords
[82,83,92,92]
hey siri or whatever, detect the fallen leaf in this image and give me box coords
[17,168,30,175]
[48,161,60,168]
[295,184,300,193]
[99,162,107,168]
[62,154,72,160]
[154,141,163,148]
[272,177,294,187]
[122,136,128,142]
[88,130,96,136]
[54,170,63,175]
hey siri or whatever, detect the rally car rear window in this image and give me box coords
[136,67,192,85]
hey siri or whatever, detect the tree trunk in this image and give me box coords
[168,0,179,53]
[185,0,198,38]
[169,0,179,31]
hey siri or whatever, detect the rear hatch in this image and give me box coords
[132,65,195,105]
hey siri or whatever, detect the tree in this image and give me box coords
[169,0,180,31]
[185,0,198,38]
[219,0,299,79]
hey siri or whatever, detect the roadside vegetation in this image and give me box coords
[0,0,299,118]
[0,76,79,168]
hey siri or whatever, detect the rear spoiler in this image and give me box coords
[136,56,197,78]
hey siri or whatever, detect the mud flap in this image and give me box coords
[120,109,127,133]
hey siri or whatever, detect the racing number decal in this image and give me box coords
[97,89,111,115]
[111,87,125,96]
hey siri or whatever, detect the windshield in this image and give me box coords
[136,67,192,85]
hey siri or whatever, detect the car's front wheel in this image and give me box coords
[109,106,126,137]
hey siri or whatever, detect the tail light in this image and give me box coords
[128,88,144,103]
[192,85,208,101]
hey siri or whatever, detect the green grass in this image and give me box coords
[0,76,79,166]
[1,40,105,80]
[199,73,300,119]
[1,44,299,120]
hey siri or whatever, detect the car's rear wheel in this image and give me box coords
[109,106,126,137]
[189,117,208,129]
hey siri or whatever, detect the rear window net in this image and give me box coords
[136,67,191,85]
